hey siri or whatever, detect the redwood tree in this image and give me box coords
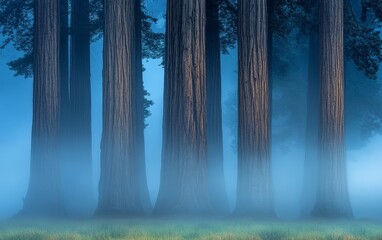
[98,0,151,215]
[206,0,229,214]
[236,0,273,217]
[301,0,319,217]
[301,30,319,217]
[23,0,63,215]
[155,0,209,214]
[312,0,352,218]
[62,0,94,214]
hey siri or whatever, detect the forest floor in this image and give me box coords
[0,217,382,239]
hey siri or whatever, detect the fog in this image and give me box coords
[1,40,382,220]
[1,0,382,221]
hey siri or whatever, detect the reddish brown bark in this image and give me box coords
[236,0,273,217]
[312,0,352,218]
[23,0,63,215]
[98,0,151,215]
[155,0,209,214]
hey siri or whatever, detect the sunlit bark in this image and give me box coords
[312,0,352,218]
[23,0,63,215]
[98,0,151,215]
[155,0,209,213]
[236,0,273,217]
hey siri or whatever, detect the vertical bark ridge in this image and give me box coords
[59,0,69,135]
[23,0,63,216]
[312,0,352,218]
[236,0,273,217]
[155,0,209,214]
[98,0,151,215]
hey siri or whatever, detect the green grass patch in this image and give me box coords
[0,218,382,239]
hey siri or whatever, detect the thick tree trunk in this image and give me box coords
[134,0,152,211]
[155,0,209,214]
[312,0,352,218]
[60,0,69,130]
[23,0,63,216]
[98,0,151,215]
[206,0,228,214]
[301,30,319,217]
[65,0,94,214]
[268,0,273,98]
[59,0,70,186]
[236,0,273,217]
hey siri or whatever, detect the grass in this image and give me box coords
[1,218,382,239]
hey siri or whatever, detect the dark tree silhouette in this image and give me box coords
[205,0,229,214]
[361,0,382,23]
[64,0,94,214]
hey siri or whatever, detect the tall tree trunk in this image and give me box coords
[135,0,152,211]
[98,0,151,215]
[59,0,70,202]
[66,0,94,214]
[23,0,63,216]
[312,0,352,218]
[155,0,209,214]
[302,29,319,217]
[236,0,273,217]
[268,0,273,105]
[206,0,228,214]
[60,0,69,132]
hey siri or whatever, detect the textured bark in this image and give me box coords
[312,0,352,218]
[23,0,63,215]
[268,0,273,93]
[60,0,69,130]
[98,0,151,214]
[236,0,273,216]
[155,0,209,213]
[206,0,229,214]
[65,0,94,213]
[302,30,319,217]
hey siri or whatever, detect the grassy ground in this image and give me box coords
[0,218,382,240]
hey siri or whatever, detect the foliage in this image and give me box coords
[0,0,33,78]
[218,0,237,54]
[361,0,382,23]
[345,0,382,80]
[217,0,302,54]
[89,0,165,60]
[293,0,382,80]
[0,0,160,122]
[143,89,154,127]
[0,0,164,78]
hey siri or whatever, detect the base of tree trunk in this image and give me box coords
[94,209,151,218]
[152,208,216,217]
[311,206,352,219]
[15,206,67,219]
[233,208,276,220]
